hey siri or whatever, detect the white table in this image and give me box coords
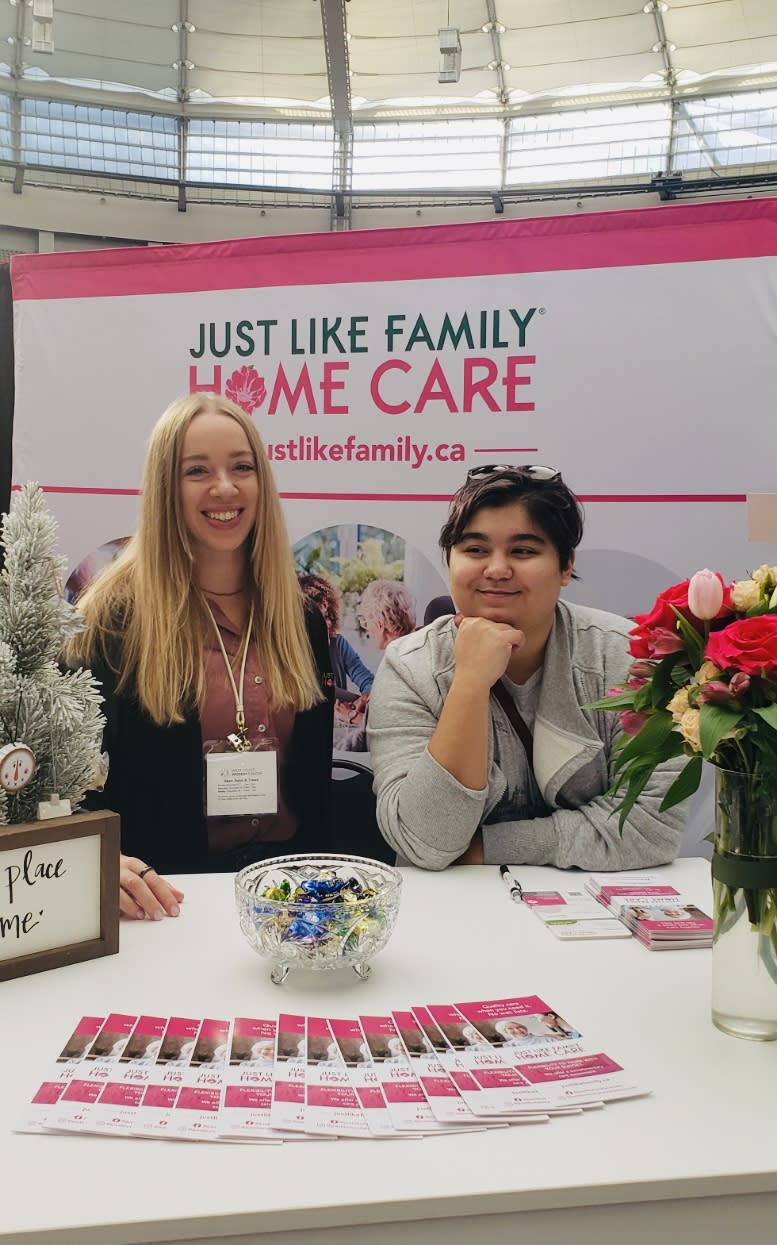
[1,858,775,1245]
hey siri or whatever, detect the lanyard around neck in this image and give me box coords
[203,598,255,750]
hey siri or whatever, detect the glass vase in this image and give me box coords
[711,767,777,1040]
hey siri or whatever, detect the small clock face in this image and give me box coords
[0,743,36,794]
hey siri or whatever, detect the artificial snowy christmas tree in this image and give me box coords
[0,484,107,824]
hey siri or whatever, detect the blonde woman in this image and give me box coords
[69,393,333,920]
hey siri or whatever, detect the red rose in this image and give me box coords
[704,615,777,678]
[628,576,734,660]
[632,581,690,630]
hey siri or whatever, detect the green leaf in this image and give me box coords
[659,754,703,812]
[699,703,744,760]
[672,609,704,669]
[614,769,653,831]
[754,704,777,734]
[587,691,637,712]
[632,683,653,711]
[650,654,685,707]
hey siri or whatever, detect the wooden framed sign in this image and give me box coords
[0,810,120,982]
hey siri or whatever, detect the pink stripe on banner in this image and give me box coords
[472,448,539,453]
[10,199,777,301]
[11,484,141,496]
[13,484,747,503]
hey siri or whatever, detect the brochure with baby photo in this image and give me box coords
[522,889,632,940]
[455,996,647,1108]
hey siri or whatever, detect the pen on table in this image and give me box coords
[499,864,523,903]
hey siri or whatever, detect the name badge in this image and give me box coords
[206,750,278,817]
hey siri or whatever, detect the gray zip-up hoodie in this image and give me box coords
[367,601,686,871]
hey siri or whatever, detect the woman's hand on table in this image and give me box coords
[119,854,185,920]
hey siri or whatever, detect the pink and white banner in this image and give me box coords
[10,200,777,759]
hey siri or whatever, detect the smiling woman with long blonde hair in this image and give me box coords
[68,392,333,921]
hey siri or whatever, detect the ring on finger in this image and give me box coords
[138,864,156,879]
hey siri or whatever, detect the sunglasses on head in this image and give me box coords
[466,464,561,482]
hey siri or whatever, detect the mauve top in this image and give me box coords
[200,601,296,856]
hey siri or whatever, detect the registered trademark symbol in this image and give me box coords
[538,307,547,315]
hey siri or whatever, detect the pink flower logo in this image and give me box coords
[225,366,266,414]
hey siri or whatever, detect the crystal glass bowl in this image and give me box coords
[235,853,402,984]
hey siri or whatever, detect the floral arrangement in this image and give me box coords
[591,564,777,826]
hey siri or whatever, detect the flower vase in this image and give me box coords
[711,768,777,1040]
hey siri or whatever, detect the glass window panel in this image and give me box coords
[506,103,672,185]
[187,118,334,188]
[674,91,777,171]
[20,99,177,177]
[352,119,502,190]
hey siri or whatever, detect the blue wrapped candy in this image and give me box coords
[295,877,348,900]
[284,915,330,943]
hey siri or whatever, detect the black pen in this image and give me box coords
[499,864,523,903]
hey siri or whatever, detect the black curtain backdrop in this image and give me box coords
[0,263,14,569]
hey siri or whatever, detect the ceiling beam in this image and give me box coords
[319,0,353,229]
[320,0,352,133]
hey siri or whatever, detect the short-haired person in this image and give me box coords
[367,465,685,870]
[298,571,374,705]
[68,393,333,920]
[358,579,416,652]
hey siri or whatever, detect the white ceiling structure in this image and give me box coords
[1,0,776,213]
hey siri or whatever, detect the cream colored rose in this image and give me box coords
[667,687,690,721]
[694,660,721,684]
[677,708,702,752]
[731,578,761,611]
[752,564,777,588]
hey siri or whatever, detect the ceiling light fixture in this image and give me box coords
[643,2,669,12]
[488,59,510,72]
[653,40,676,53]
[438,27,462,83]
[171,21,196,33]
[172,59,195,71]
[481,21,506,34]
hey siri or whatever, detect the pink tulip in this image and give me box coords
[729,672,751,695]
[688,569,724,621]
[619,709,650,737]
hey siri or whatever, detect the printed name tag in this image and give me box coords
[205,750,278,816]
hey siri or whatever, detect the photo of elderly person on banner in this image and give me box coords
[367,465,686,871]
[67,392,333,920]
[358,579,417,653]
